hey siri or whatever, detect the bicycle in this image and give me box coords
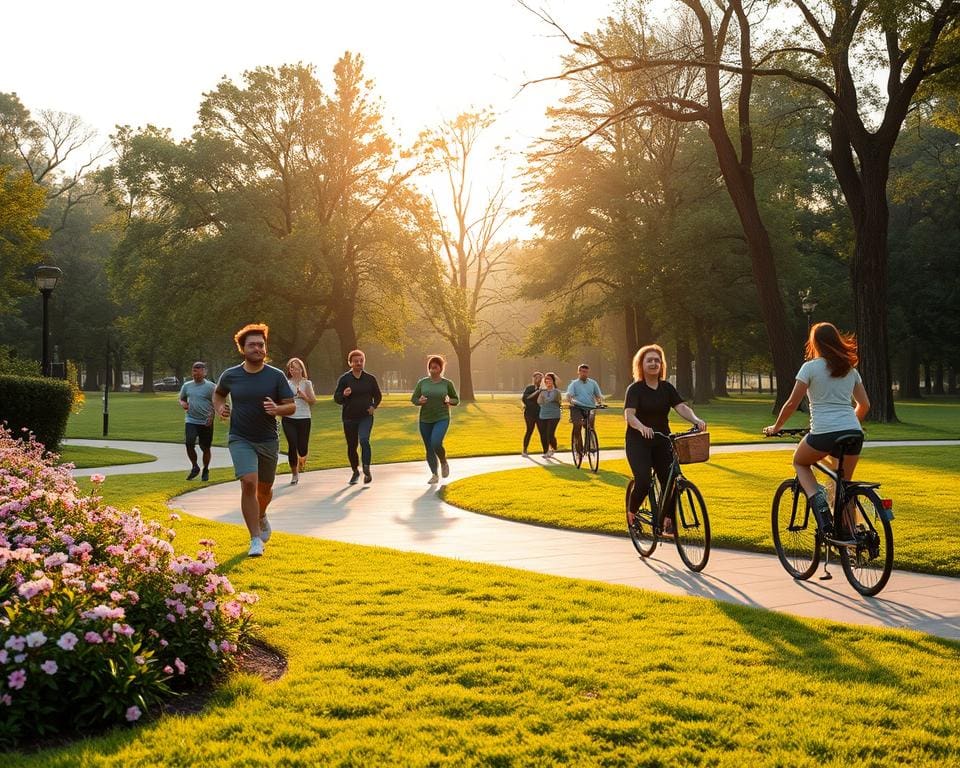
[570,403,607,472]
[625,428,711,572]
[765,428,894,596]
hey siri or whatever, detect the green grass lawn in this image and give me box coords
[57,445,155,469]
[9,470,960,767]
[65,394,960,469]
[442,446,960,577]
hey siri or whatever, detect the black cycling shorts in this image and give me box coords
[805,429,863,457]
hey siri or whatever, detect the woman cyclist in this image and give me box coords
[763,322,870,534]
[624,344,705,534]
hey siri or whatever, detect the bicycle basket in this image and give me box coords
[674,431,710,464]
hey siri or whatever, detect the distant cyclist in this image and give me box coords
[624,344,705,533]
[763,322,870,534]
[565,363,603,452]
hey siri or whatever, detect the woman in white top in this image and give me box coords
[763,322,870,532]
[283,357,317,484]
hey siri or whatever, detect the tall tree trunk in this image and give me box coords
[675,335,693,400]
[709,127,798,412]
[113,349,124,392]
[948,366,958,396]
[923,362,932,395]
[714,351,729,397]
[453,342,475,403]
[934,362,945,395]
[899,342,921,399]
[622,303,654,387]
[142,357,155,394]
[693,319,712,404]
[332,300,358,366]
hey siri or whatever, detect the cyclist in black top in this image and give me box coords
[624,344,705,531]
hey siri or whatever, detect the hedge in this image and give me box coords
[0,374,73,451]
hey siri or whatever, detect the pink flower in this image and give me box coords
[43,552,69,568]
[40,660,58,675]
[0,650,7,664]
[169,513,181,521]
[4,636,25,652]
[90,473,106,484]
[57,632,78,651]
[0,694,11,706]
[174,658,186,675]
[7,669,26,690]
[84,631,103,644]
[125,705,141,722]
[163,665,173,674]
[25,631,47,648]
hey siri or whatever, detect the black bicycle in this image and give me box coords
[766,428,894,596]
[625,429,711,572]
[570,404,607,472]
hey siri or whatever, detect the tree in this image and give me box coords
[409,111,516,402]
[749,0,960,420]
[0,166,48,314]
[525,2,803,410]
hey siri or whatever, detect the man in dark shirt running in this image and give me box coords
[213,323,295,557]
[333,349,383,485]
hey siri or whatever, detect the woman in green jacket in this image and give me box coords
[412,355,460,483]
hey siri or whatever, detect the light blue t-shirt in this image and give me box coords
[178,379,216,425]
[537,388,562,419]
[566,377,603,409]
[796,358,862,434]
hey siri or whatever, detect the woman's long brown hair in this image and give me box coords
[805,322,858,378]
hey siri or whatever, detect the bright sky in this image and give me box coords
[3,0,616,231]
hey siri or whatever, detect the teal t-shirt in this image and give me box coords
[796,358,863,434]
[178,379,216,425]
[566,377,602,408]
[411,377,459,423]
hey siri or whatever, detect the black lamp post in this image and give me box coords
[34,266,62,376]
[799,287,818,330]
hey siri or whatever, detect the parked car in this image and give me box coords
[152,377,181,391]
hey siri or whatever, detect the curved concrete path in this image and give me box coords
[73,438,960,639]
[65,439,233,477]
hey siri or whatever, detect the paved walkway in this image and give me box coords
[73,439,960,640]
[65,439,233,477]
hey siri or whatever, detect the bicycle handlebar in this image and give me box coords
[763,428,810,438]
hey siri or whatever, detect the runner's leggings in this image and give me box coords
[522,411,541,452]
[281,417,311,469]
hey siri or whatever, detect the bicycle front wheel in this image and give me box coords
[586,429,600,472]
[673,480,710,572]
[625,479,657,557]
[839,488,894,597]
[570,425,583,468]
[771,479,820,580]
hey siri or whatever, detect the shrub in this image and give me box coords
[0,374,73,451]
[0,427,257,747]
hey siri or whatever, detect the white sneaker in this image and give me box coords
[428,474,439,484]
[521,451,528,457]
[259,518,272,543]
[547,448,555,457]
[441,460,450,478]
[247,537,264,557]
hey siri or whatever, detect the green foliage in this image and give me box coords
[0,165,48,314]
[0,344,40,377]
[0,374,72,450]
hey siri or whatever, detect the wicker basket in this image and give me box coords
[674,431,710,464]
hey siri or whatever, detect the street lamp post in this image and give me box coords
[799,287,818,330]
[34,266,63,376]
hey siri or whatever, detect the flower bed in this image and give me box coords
[0,427,256,747]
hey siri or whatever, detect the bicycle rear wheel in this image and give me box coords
[586,429,600,472]
[625,479,657,557]
[771,479,820,580]
[570,425,584,468]
[839,488,894,596]
[673,480,710,572]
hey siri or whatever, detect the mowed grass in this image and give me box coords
[57,445,155,469]
[9,470,960,767]
[65,393,960,470]
[442,446,960,577]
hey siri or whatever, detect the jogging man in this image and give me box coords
[333,349,383,485]
[178,361,216,481]
[565,363,604,452]
[213,323,295,557]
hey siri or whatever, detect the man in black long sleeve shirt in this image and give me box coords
[333,349,383,484]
